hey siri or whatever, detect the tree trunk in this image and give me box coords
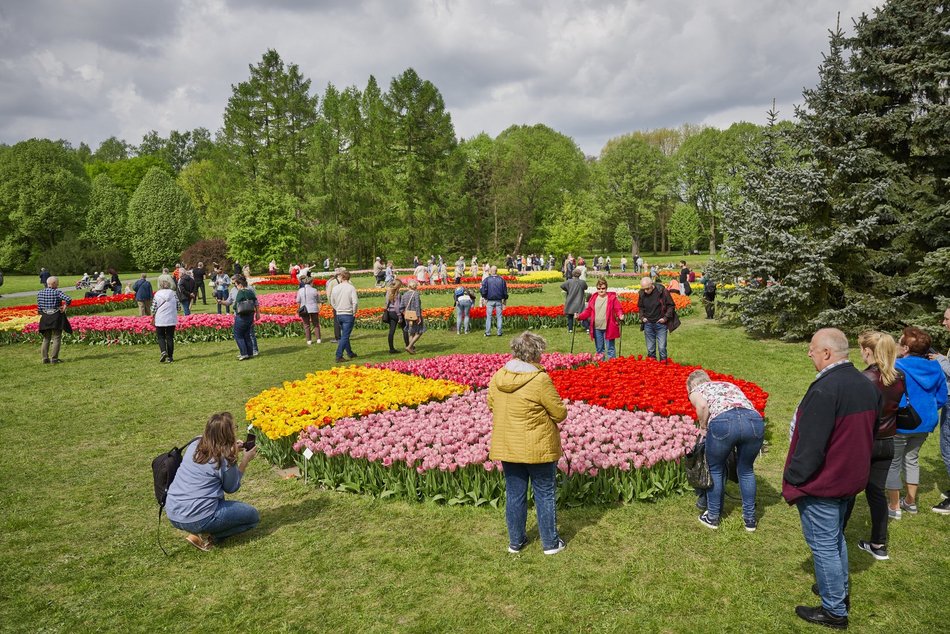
[709,211,717,255]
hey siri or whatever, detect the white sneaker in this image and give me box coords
[316,339,321,344]
[543,539,566,555]
[307,340,313,346]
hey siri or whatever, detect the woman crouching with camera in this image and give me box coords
[165,412,260,551]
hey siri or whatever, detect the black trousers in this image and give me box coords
[388,316,409,351]
[844,436,894,544]
[331,308,342,340]
[156,326,176,360]
[196,281,206,303]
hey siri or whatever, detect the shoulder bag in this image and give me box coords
[403,292,418,321]
[684,440,712,490]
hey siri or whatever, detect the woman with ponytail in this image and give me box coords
[845,331,903,561]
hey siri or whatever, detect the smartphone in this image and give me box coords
[244,432,256,451]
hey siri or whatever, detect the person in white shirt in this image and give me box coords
[296,280,322,345]
[324,269,342,342]
[152,279,180,363]
[329,270,358,362]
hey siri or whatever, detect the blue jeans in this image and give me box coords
[797,496,851,617]
[336,313,355,359]
[485,301,504,336]
[593,329,617,360]
[704,408,764,521]
[181,296,191,316]
[233,314,254,357]
[940,406,950,488]
[170,500,260,543]
[502,461,560,550]
[455,303,471,333]
[215,290,230,314]
[643,321,668,360]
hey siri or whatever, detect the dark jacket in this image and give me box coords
[783,362,880,504]
[861,365,904,439]
[132,278,153,302]
[480,275,508,301]
[638,285,676,324]
[178,275,196,298]
[560,278,588,314]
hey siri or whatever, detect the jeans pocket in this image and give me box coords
[709,421,730,442]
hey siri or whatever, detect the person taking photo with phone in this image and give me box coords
[164,412,260,551]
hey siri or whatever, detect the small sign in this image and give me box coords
[303,447,314,460]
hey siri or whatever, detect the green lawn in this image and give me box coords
[1,283,948,633]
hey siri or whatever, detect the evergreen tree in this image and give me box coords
[127,167,197,268]
[82,174,129,251]
[223,49,318,199]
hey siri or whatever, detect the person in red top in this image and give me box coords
[576,278,624,360]
[784,328,880,630]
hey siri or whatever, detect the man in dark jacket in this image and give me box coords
[560,269,588,333]
[177,271,197,316]
[637,277,677,361]
[132,273,154,316]
[784,328,880,630]
[480,266,508,337]
[192,262,207,304]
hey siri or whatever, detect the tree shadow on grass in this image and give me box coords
[717,472,784,522]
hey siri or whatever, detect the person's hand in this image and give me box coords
[659,318,666,324]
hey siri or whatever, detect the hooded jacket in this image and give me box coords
[488,360,567,463]
[894,355,948,434]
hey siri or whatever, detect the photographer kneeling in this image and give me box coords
[165,412,260,551]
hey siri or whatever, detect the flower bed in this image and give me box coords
[518,271,565,283]
[0,293,136,320]
[243,352,767,507]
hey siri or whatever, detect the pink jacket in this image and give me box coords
[576,291,624,341]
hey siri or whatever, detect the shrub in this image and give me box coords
[180,238,231,270]
[28,236,131,275]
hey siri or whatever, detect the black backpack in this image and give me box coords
[151,437,199,554]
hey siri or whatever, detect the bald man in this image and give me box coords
[784,328,880,629]
[637,276,677,361]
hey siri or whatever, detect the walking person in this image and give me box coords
[560,269,588,334]
[453,285,474,335]
[192,262,207,305]
[886,326,948,518]
[384,280,409,353]
[637,277,677,361]
[325,269,342,343]
[177,269,196,316]
[488,332,568,555]
[481,266,508,337]
[230,275,259,361]
[152,278,180,363]
[702,272,717,319]
[843,331,902,560]
[37,276,72,364]
[213,267,231,315]
[576,278,624,360]
[784,329,880,630]
[930,307,950,514]
[330,269,358,362]
[402,279,425,354]
[688,370,765,531]
[164,412,260,551]
[132,273,153,316]
[296,276,322,346]
[679,260,692,296]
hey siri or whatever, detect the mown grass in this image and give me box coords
[1,283,948,633]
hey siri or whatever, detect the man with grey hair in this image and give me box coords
[324,268,343,343]
[36,276,72,364]
[480,265,508,337]
[637,276,677,361]
[784,328,880,629]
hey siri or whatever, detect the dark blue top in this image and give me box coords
[133,278,153,301]
[480,275,508,301]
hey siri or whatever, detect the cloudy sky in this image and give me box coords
[0,0,882,155]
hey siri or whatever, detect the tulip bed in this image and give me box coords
[0,293,136,321]
[246,353,767,507]
[517,271,565,283]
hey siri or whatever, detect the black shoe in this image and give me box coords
[811,584,850,611]
[932,495,950,515]
[51,359,63,364]
[335,357,346,363]
[160,353,168,363]
[795,605,848,629]
[347,353,358,360]
[43,359,51,364]
[388,349,400,354]
[857,539,888,561]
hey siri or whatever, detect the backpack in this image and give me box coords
[151,437,199,554]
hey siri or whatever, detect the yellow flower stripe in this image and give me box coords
[519,271,565,283]
[245,366,469,440]
[0,315,39,331]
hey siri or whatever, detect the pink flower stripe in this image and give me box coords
[370,352,597,388]
[293,390,698,476]
[19,313,299,335]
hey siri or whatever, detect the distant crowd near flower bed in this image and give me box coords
[243,353,768,507]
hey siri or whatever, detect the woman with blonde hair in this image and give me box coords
[164,412,260,551]
[844,331,903,560]
[384,280,409,354]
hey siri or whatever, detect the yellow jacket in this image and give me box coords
[488,362,568,463]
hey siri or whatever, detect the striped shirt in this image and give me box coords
[36,288,72,313]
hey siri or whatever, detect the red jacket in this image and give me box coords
[577,292,624,341]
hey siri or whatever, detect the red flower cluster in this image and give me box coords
[1,293,135,314]
[257,277,328,288]
[548,356,769,419]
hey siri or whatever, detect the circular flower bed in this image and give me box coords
[246,353,767,507]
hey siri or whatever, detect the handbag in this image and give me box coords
[236,299,256,316]
[297,304,308,318]
[684,440,712,490]
[895,402,922,430]
[381,309,391,324]
[403,292,418,321]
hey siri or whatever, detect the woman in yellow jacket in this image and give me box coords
[488,331,568,555]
